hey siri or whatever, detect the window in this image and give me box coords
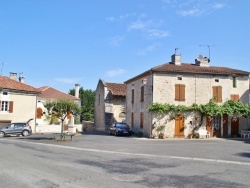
[212,115,221,131]
[1,101,13,112]
[175,84,185,101]
[140,86,144,102]
[233,77,237,88]
[131,89,134,103]
[140,112,144,128]
[177,77,182,80]
[212,86,222,103]
[131,112,134,127]
[230,94,239,102]
[36,108,43,119]
[3,92,8,95]
[98,94,100,105]
[215,79,219,82]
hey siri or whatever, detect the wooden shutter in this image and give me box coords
[140,112,144,128]
[213,86,222,103]
[131,89,134,103]
[131,112,134,127]
[175,84,180,101]
[9,101,13,113]
[140,86,144,102]
[179,84,185,101]
[67,110,72,119]
[36,108,42,119]
[230,94,239,102]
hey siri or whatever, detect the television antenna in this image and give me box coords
[199,44,215,61]
[175,48,179,54]
[1,62,5,76]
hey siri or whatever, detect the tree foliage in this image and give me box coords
[44,99,82,138]
[69,87,95,121]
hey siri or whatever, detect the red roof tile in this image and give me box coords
[105,82,126,96]
[152,62,250,75]
[0,76,40,93]
[37,86,80,100]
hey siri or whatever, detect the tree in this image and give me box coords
[69,87,95,121]
[44,99,81,140]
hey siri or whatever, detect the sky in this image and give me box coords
[0,0,249,93]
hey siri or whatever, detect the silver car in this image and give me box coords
[0,120,33,137]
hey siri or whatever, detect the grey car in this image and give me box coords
[0,120,33,137]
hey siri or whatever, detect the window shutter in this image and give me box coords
[218,86,222,102]
[175,84,180,101]
[140,112,144,128]
[230,94,239,102]
[212,86,217,102]
[9,101,13,113]
[131,89,134,103]
[179,84,185,101]
[131,112,134,126]
[140,86,144,102]
[0,100,1,111]
[67,110,72,119]
[37,108,42,119]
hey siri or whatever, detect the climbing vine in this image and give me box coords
[148,99,250,118]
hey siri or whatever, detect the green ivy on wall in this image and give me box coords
[148,99,250,118]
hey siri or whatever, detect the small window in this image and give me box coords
[233,77,237,88]
[131,89,134,103]
[140,112,144,128]
[3,92,8,95]
[177,77,182,80]
[1,101,8,111]
[215,79,219,82]
[140,86,144,102]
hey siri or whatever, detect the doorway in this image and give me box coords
[175,115,184,137]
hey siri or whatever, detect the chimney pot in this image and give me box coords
[75,84,80,98]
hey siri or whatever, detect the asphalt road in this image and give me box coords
[0,132,249,188]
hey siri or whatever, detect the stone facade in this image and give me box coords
[125,54,250,138]
[94,79,126,131]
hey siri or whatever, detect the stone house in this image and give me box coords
[0,73,40,130]
[36,84,81,127]
[94,79,126,131]
[124,54,249,138]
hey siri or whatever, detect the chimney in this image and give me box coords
[171,54,181,65]
[195,54,210,67]
[19,76,25,83]
[9,72,17,80]
[75,84,80,98]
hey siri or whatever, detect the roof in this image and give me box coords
[125,62,250,83]
[0,76,40,93]
[37,86,80,100]
[105,82,126,96]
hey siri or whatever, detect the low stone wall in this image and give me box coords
[35,124,83,133]
[82,121,94,131]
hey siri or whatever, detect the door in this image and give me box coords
[4,123,15,134]
[175,115,184,137]
[206,117,213,136]
[231,117,239,137]
[223,114,228,138]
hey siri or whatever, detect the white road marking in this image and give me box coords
[2,139,250,166]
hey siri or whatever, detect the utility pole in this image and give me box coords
[199,44,215,61]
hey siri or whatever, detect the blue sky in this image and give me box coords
[0,0,249,93]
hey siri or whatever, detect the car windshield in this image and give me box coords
[116,123,129,128]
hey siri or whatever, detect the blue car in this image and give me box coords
[109,122,132,136]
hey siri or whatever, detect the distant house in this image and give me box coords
[94,79,126,131]
[125,54,249,138]
[36,84,81,127]
[0,73,40,130]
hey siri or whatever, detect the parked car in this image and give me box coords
[0,120,33,137]
[109,122,132,136]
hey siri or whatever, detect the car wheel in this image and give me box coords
[22,130,29,137]
[109,130,112,135]
[0,131,4,138]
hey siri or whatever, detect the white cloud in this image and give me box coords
[106,69,126,77]
[128,20,152,31]
[147,29,169,38]
[106,17,115,22]
[137,44,159,56]
[55,77,83,84]
[177,8,200,16]
[107,36,124,47]
[106,13,137,22]
[213,3,225,9]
